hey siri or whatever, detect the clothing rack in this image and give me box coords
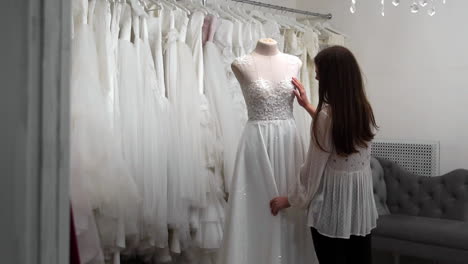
[229,0,332,19]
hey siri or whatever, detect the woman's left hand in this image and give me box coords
[270,197,291,216]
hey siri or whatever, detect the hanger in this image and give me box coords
[267,13,300,30]
[160,0,190,14]
[186,0,212,15]
[262,12,288,29]
[299,17,327,35]
[220,1,248,23]
[210,1,240,22]
[267,8,306,32]
[126,0,148,17]
[144,0,163,12]
[322,21,347,38]
[286,16,308,32]
[229,2,256,22]
[173,0,192,13]
[248,9,270,23]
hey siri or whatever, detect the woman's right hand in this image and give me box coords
[292,77,316,116]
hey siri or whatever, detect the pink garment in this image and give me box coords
[202,15,218,46]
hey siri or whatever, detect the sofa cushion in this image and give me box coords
[371,158,390,215]
[373,214,468,251]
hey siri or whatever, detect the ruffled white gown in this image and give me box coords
[164,8,205,254]
[217,54,317,264]
[72,0,139,263]
[146,12,171,251]
[174,8,206,228]
[302,29,320,107]
[71,0,104,260]
[70,9,106,258]
[187,14,228,261]
[127,16,170,257]
[284,29,313,156]
[213,19,248,193]
[115,4,142,244]
[162,10,189,252]
[77,3,141,263]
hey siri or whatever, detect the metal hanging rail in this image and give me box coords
[230,0,332,19]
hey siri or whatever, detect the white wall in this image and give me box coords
[297,0,468,173]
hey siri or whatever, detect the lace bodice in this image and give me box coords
[233,55,300,121]
[242,78,295,121]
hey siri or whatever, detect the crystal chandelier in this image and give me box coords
[350,0,447,16]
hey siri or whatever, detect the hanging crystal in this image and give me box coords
[428,0,436,15]
[350,0,356,13]
[410,0,420,13]
[419,0,428,7]
[381,0,385,16]
[344,0,445,16]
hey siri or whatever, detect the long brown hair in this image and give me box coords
[313,46,377,156]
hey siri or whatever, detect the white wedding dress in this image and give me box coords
[217,54,318,264]
[284,30,313,156]
[213,19,248,193]
[72,0,140,263]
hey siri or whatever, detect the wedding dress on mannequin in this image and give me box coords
[217,39,318,264]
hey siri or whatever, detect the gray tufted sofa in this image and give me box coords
[371,157,468,264]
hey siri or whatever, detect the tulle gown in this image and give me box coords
[189,14,228,260]
[115,6,142,245]
[147,11,171,251]
[163,9,188,253]
[136,16,171,252]
[212,19,247,193]
[71,1,104,261]
[163,8,206,253]
[71,0,139,263]
[217,54,318,264]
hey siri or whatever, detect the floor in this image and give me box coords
[120,250,456,264]
[373,250,460,264]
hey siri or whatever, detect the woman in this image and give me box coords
[270,46,379,264]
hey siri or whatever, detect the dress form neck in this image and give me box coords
[254,38,280,56]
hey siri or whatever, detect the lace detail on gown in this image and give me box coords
[242,79,295,121]
[233,54,253,65]
[232,54,299,121]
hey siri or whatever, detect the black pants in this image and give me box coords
[311,228,372,264]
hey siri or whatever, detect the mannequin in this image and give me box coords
[231,38,302,88]
[218,39,317,264]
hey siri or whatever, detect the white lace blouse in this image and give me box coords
[288,107,378,238]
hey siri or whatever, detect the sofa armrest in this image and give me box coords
[377,158,468,221]
[371,158,390,215]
